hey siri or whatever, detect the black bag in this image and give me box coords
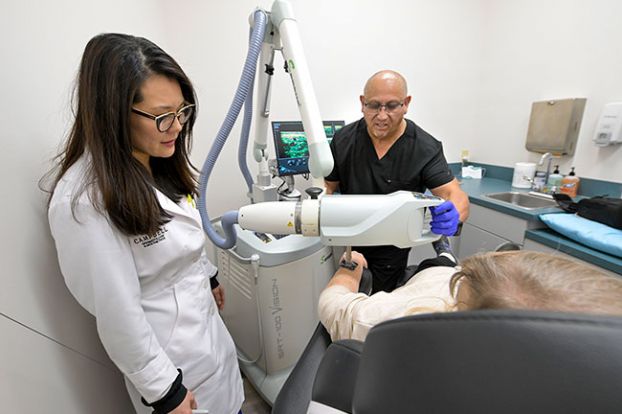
[553,194,622,230]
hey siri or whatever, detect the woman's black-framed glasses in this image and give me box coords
[131,104,195,132]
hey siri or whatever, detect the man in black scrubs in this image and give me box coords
[325,70,470,293]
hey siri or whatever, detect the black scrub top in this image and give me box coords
[325,118,454,293]
[325,118,454,194]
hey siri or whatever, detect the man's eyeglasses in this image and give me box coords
[131,104,195,132]
[363,101,404,114]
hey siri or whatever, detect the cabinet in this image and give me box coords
[409,203,541,264]
[409,199,618,276]
[523,239,619,277]
[459,223,512,258]
[457,204,543,259]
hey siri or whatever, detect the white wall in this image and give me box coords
[2,1,621,412]
[471,0,622,181]
[1,1,165,412]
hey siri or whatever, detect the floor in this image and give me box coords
[241,374,272,414]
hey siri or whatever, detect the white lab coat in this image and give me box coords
[48,155,243,414]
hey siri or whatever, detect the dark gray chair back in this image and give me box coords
[312,310,622,414]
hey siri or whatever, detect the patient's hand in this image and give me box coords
[340,251,368,268]
[328,251,368,292]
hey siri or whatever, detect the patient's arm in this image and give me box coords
[325,251,367,292]
[319,257,457,341]
[319,252,370,340]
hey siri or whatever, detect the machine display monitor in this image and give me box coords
[271,120,345,176]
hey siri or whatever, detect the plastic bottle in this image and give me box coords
[547,165,563,187]
[460,149,470,178]
[461,149,470,167]
[560,167,580,197]
[533,171,547,189]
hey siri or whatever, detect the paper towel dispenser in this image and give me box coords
[525,98,586,156]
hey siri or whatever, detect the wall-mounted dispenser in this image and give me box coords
[593,102,622,147]
[525,98,587,155]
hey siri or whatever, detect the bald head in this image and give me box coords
[363,70,408,98]
[360,70,411,142]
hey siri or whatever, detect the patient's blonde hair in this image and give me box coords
[449,251,622,316]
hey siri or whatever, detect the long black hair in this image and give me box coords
[48,33,198,236]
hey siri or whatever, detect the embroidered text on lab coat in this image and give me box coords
[133,227,169,248]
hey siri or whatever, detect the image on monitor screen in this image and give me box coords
[271,120,345,176]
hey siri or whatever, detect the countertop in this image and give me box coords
[456,174,622,275]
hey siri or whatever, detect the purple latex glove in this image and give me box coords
[430,200,460,236]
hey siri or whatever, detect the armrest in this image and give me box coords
[272,323,332,414]
[310,339,364,414]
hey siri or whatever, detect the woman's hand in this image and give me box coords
[169,389,197,414]
[212,285,225,310]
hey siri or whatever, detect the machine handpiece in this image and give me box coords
[340,245,358,270]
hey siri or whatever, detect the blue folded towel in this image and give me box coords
[539,213,622,258]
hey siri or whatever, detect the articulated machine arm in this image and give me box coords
[251,0,333,195]
[200,1,441,251]
[269,0,334,180]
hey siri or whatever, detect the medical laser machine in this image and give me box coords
[197,0,443,404]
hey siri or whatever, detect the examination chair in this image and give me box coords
[277,310,622,414]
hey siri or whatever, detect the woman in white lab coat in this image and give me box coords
[46,33,243,414]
